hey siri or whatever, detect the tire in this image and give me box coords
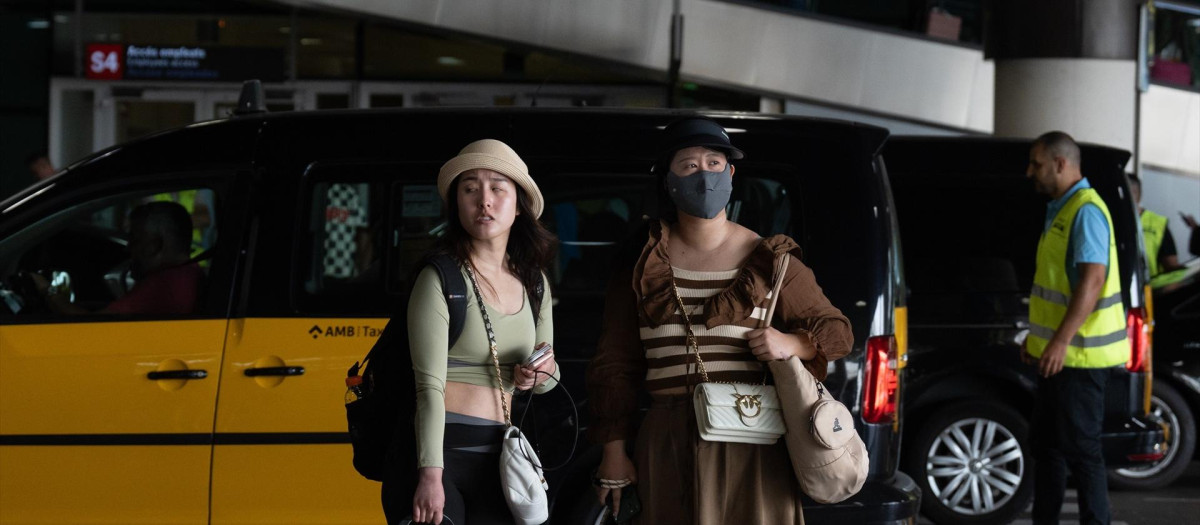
[1109,381,1196,490]
[905,402,1034,525]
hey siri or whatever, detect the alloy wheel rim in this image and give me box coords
[925,417,1024,516]
[1114,395,1180,479]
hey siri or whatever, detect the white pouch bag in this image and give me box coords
[498,426,549,525]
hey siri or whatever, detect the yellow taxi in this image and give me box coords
[1,106,919,524]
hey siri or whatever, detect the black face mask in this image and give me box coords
[666,165,733,219]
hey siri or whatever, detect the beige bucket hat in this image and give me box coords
[437,139,544,219]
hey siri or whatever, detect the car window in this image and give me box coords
[293,165,834,314]
[296,162,447,315]
[391,182,445,289]
[0,186,221,320]
[729,176,795,239]
[539,173,651,293]
[889,171,1043,325]
[306,181,386,290]
[297,177,394,315]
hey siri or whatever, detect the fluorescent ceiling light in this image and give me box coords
[28,19,50,29]
[438,56,465,66]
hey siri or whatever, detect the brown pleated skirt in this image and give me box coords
[632,395,805,525]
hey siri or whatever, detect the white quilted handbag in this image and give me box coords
[693,382,785,444]
[498,426,549,525]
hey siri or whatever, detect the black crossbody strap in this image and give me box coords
[355,254,468,372]
[429,254,469,348]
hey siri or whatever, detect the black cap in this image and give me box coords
[658,117,745,160]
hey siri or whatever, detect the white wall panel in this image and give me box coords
[680,0,994,132]
[282,0,673,70]
[1140,85,1200,177]
[784,100,966,136]
[994,59,1136,153]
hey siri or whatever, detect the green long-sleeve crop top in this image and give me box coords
[408,264,556,468]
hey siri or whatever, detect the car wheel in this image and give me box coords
[1110,381,1196,490]
[905,402,1033,525]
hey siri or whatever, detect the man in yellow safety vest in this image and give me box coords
[1128,175,1183,280]
[1022,131,1128,525]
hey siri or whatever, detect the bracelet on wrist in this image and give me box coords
[591,477,632,489]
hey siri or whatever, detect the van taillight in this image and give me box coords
[864,335,898,424]
[1126,307,1149,373]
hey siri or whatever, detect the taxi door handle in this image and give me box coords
[147,370,208,380]
[244,366,306,377]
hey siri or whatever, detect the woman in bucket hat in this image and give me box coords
[586,118,853,524]
[401,139,559,525]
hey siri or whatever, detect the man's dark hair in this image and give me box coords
[1128,173,1141,190]
[131,202,193,253]
[1033,131,1081,167]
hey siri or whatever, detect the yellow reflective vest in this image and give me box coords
[1141,209,1168,277]
[1027,187,1129,368]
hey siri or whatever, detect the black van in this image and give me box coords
[882,137,1166,525]
[0,108,918,523]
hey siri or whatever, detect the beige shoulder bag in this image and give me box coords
[765,272,870,503]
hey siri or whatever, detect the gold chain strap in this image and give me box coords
[463,262,512,427]
[670,278,713,384]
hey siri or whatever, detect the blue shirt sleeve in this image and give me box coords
[1071,203,1110,267]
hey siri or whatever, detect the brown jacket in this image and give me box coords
[586,221,854,444]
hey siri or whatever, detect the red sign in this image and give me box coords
[85,44,124,80]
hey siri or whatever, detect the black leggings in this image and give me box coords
[384,415,513,525]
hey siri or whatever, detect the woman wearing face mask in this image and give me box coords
[399,139,559,525]
[586,118,853,524]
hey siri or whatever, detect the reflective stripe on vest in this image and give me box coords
[1027,187,1129,368]
[1141,209,1168,277]
[1030,283,1123,311]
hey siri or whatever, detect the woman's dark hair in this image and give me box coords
[432,175,558,319]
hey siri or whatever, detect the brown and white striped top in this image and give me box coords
[643,266,770,394]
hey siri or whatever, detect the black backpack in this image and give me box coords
[345,254,543,482]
